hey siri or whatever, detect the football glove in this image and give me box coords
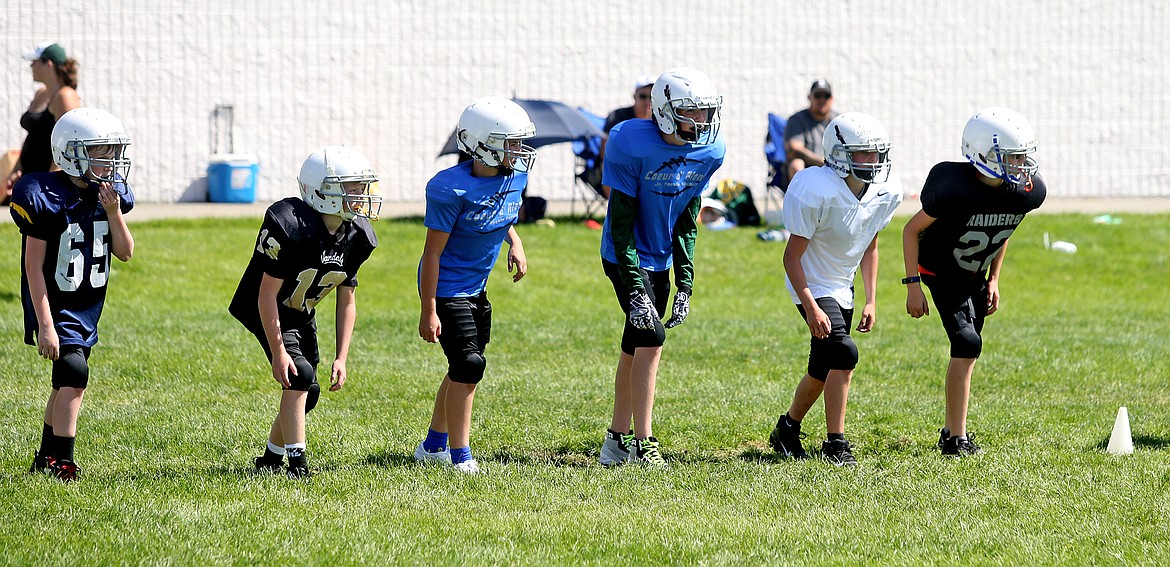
[664,289,691,328]
[627,289,659,330]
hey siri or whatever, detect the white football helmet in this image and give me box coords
[51,108,132,182]
[822,112,893,183]
[962,107,1038,184]
[651,67,722,145]
[456,97,536,173]
[298,146,382,221]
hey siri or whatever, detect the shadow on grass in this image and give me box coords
[1092,433,1170,452]
[0,289,18,303]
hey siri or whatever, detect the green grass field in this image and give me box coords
[1,212,1168,565]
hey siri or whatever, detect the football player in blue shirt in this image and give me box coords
[414,97,533,474]
[903,108,1046,457]
[11,108,135,482]
[598,68,726,468]
[232,147,381,478]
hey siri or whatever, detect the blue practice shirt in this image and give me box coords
[421,161,526,297]
[600,119,726,270]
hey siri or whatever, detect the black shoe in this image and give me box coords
[29,451,56,474]
[286,464,313,479]
[936,427,951,452]
[940,432,982,457]
[253,455,284,474]
[821,439,858,466]
[52,459,79,482]
[769,417,808,459]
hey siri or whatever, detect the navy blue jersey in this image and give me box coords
[10,171,135,347]
[229,198,378,333]
[918,162,1047,277]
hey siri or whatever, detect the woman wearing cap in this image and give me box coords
[4,43,81,203]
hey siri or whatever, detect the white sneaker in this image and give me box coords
[600,431,634,466]
[413,442,452,465]
[452,458,481,474]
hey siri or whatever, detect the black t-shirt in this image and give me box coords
[604,106,638,134]
[918,162,1047,277]
[229,198,377,332]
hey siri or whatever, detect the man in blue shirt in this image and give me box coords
[415,97,534,474]
[598,68,726,468]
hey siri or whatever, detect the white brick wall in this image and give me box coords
[3,1,1167,202]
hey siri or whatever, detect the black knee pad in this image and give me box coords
[950,326,983,359]
[807,336,859,381]
[51,347,90,390]
[287,358,318,392]
[449,351,487,384]
[620,323,666,355]
[305,382,321,414]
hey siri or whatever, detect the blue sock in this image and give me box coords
[450,446,472,464]
[423,428,448,453]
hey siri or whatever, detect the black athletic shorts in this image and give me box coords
[435,291,492,361]
[795,296,856,380]
[603,260,670,354]
[247,319,321,367]
[922,272,989,353]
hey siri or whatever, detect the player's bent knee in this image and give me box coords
[620,324,666,354]
[304,382,321,414]
[287,358,318,391]
[950,328,982,359]
[51,348,90,389]
[809,336,858,376]
[449,352,487,384]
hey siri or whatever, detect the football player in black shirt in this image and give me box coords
[11,108,135,482]
[902,107,1046,457]
[230,147,381,478]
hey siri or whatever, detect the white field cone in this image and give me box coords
[1106,406,1134,455]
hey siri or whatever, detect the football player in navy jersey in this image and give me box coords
[414,97,532,475]
[597,68,726,468]
[768,112,903,467]
[231,147,381,478]
[11,108,135,482]
[902,107,1046,457]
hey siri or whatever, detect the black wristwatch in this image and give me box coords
[901,276,921,284]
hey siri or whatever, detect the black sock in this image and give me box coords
[39,423,54,455]
[52,435,76,462]
[827,432,845,442]
[783,414,801,427]
[262,448,284,462]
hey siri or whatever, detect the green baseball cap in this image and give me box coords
[23,42,67,66]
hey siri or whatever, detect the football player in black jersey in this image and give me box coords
[11,108,135,482]
[230,147,381,478]
[902,107,1046,457]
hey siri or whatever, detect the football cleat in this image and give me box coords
[821,439,858,467]
[453,459,481,474]
[286,464,313,480]
[769,417,809,459]
[29,451,57,474]
[940,431,982,457]
[253,455,284,474]
[53,459,79,482]
[599,430,634,467]
[413,442,453,466]
[632,437,669,469]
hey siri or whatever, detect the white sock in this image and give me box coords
[267,441,286,455]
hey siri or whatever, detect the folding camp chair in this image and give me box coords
[571,107,608,220]
[762,112,788,225]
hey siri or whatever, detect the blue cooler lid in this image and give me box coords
[209,153,258,166]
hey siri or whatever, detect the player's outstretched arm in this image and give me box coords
[259,274,293,388]
[24,237,60,360]
[902,211,936,318]
[418,228,449,343]
[505,226,527,283]
[857,235,879,333]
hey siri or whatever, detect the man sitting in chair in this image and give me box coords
[593,74,656,199]
[783,79,840,186]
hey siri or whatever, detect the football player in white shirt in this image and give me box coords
[768,112,903,466]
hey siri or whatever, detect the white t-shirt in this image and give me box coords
[782,165,904,308]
